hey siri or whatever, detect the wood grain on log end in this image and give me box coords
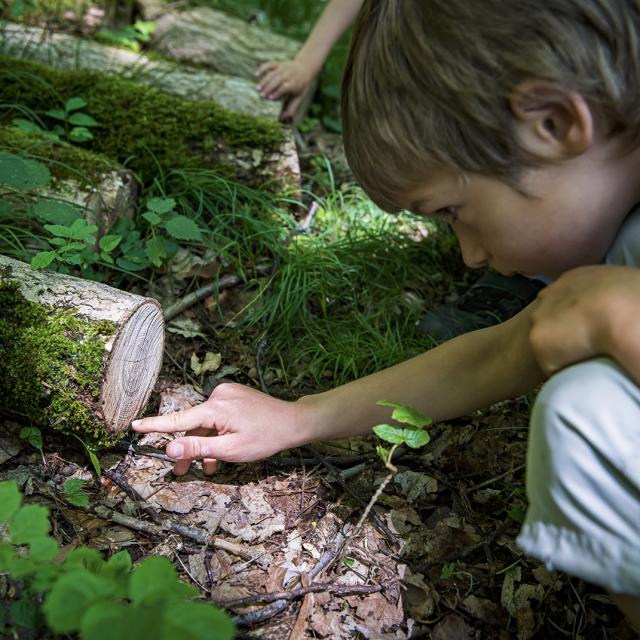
[102,300,165,433]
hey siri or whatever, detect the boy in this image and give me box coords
[134,0,640,626]
[256,0,543,340]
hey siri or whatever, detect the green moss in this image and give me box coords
[0,125,117,186]
[0,56,283,184]
[0,280,119,448]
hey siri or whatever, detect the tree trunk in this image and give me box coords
[0,255,164,444]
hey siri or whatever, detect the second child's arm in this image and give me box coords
[133,302,545,474]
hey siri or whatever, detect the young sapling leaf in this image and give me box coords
[31,251,56,270]
[372,423,406,445]
[377,400,431,428]
[164,215,204,241]
[19,426,43,450]
[142,211,163,225]
[65,97,87,112]
[146,197,176,215]
[63,479,89,509]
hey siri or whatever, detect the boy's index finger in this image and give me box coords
[131,403,214,434]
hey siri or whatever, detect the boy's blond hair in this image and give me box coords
[341,0,640,212]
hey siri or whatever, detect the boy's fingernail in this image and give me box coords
[168,444,184,459]
[131,420,140,427]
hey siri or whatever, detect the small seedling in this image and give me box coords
[19,426,42,451]
[373,400,432,470]
[96,20,156,52]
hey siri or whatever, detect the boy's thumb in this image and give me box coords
[167,436,226,461]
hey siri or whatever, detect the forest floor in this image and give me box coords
[2,144,637,640]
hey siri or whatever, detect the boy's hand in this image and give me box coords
[530,265,640,383]
[131,383,309,476]
[256,59,314,121]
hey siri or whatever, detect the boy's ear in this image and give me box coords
[509,81,594,160]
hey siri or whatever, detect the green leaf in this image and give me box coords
[68,126,93,142]
[0,153,50,190]
[63,547,104,573]
[142,210,163,225]
[375,444,389,462]
[33,200,80,226]
[65,97,87,112]
[68,218,98,240]
[0,481,22,522]
[44,571,113,633]
[104,550,132,576]
[88,448,101,475]
[98,234,122,253]
[9,504,50,544]
[10,596,39,630]
[68,112,98,127]
[377,400,431,428]
[402,428,431,449]
[45,109,68,121]
[19,426,42,450]
[164,603,235,640]
[372,423,406,445]
[31,251,57,270]
[145,235,168,267]
[11,118,43,134]
[129,556,196,605]
[44,223,74,238]
[146,197,175,214]
[164,215,203,241]
[29,536,60,563]
[81,603,161,640]
[63,479,89,508]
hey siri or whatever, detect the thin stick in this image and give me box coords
[220,582,381,608]
[164,274,241,321]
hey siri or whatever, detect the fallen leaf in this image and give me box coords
[167,317,206,338]
[190,352,222,375]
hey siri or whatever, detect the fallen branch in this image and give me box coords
[163,274,241,321]
[220,582,381,608]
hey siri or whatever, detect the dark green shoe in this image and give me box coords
[417,271,545,342]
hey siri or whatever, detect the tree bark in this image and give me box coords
[0,255,164,441]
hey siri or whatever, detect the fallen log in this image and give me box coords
[0,255,164,446]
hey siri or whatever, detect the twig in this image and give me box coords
[220,582,381,609]
[102,469,161,524]
[466,463,526,492]
[164,274,241,321]
[112,441,172,462]
[175,551,209,593]
[234,532,345,628]
[416,519,512,571]
[304,445,398,546]
[91,505,260,560]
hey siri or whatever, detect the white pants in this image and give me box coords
[517,206,640,594]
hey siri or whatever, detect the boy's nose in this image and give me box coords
[459,237,489,269]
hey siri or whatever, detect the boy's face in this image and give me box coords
[402,161,634,279]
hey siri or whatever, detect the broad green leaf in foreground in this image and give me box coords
[0,481,22,522]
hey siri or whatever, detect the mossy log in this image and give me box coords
[0,21,280,121]
[0,51,300,190]
[136,4,315,123]
[0,255,164,446]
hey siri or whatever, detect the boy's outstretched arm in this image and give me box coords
[132,302,545,475]
[256,0,363,120]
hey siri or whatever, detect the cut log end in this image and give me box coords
[102,301,165,433]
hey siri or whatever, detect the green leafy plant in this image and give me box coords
[13,96,98,143]
[373,400,432,469]
[63,478,89,508]
[19,426,42,451]
[96,20,156,52]
[0,480,235,639]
